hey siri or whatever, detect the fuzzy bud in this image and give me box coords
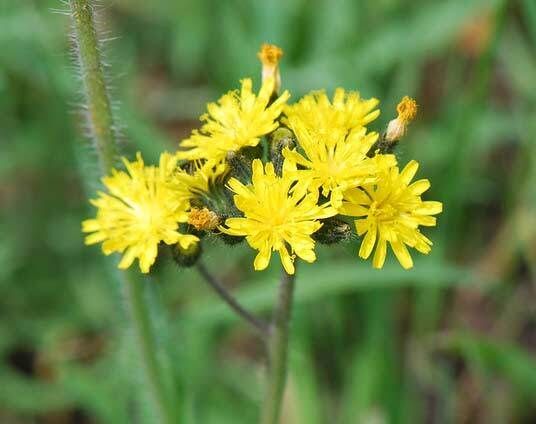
[171,241,202,268]
[312,217,352,245]
[270,127,296,176]
[227,146,262,184]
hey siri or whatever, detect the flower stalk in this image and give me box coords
[196,261,269,337]
[260,267,296,424]
[122,271,174,424]
[70,0,117,173]
[69,2,173,422]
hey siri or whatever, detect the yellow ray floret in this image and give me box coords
[82,152,199,273]
[283,115,396,207]
[339,160,442,269]
[220,159,336,274]
[284,88,379,136]
[177,77,290,164]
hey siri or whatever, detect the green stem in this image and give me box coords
[122,271,173,424]
[196,261,270,337]
[69,0,117,173]
[69,2,172,422]
[260,267,296,424]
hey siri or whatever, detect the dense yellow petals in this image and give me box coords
[284,88,380,136]
[220,159,336,274]
[177,77,290,164]
[82,152,199,273]
[340,160,442,269]
[283,115,395,207]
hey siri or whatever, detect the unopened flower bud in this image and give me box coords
[171,240,202,267]
[270,127,296,176]
[312,217,352,245]
[385,96,418,143]
[227,146,262,184]
[258,43,283,95]
[188,207,220,231]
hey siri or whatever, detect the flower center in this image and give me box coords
[370,201,398,222]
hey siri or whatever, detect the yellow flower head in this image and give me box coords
[258,43,283,93]
[177,77,290,164]
[339,160,442,269]
[283,115,396,207]
[82,152,199,273]
[220,159,336,274]
[284,88,380,136]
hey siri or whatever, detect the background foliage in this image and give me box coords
[2,0,536,422]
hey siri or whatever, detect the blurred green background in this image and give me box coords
[2,0,536,422]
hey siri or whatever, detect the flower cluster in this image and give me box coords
[82,43,442,274]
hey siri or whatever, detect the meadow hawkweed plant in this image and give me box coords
[75,4,442,417]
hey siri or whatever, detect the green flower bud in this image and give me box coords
[171,241,202,267]
[313,217,352,245]
[270,127,296,176]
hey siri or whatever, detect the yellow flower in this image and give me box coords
[339,160,442,269]
[82,152,199,273]
[284,88,380,136]
[283,115,396,207]
[177,77,290,164]
[220,159,336,274]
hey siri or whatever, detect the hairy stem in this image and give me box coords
[196,261,269,337]
[70,0,117,173]
[122,271,174,424]
[260,268,296,424]
[69,2,172,422]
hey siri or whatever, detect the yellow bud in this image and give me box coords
[257,43,283,94]
[385,96,418,142]
[188,207,219,231]
[396,96,418,124]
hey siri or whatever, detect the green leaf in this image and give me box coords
[439,333,536,398]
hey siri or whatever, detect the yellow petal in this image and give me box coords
[279,247,295,275]
[390,240,413,269]
[408,179,430,195]
[118,247,137,270]
[296,248,316,263]
[400,160,419,184]
[359,225,377,259]
[414,201,442,215]
[139,243,158,273]
[372,238,387,269]
[254,249,271,271]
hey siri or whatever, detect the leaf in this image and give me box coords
[438,333,536,399]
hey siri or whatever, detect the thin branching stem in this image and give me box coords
[260,267,296,424]
[196,261,269,338]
